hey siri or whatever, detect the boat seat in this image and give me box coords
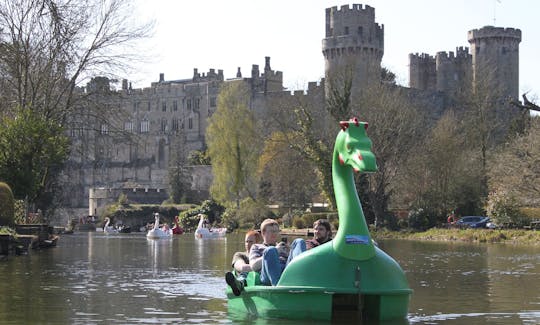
[245,271,262,286]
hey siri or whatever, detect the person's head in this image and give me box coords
[244,230,263,252]
[313,219,332,242]
[260,218,280,245]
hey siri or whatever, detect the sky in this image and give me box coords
[131,0,540,101]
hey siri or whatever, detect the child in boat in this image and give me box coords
[286,219,333,264]
[248,219,290,286]
[225,230,263,296]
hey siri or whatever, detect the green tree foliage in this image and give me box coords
[0,181,15,226]
[0,108,70,206]
[0,0,152,212]
[258,132,319,208]
[206,82,260,206]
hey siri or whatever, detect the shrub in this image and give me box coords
[0,182,15,226]
[486,190,529,227]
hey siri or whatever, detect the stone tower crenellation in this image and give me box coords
[322,4,384,92]
[467,26,521,100]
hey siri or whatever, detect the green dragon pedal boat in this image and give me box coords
[227,118,412,322]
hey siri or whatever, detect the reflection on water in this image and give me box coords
[0,233,538,324]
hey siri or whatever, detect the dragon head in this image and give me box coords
[336,117,377,173]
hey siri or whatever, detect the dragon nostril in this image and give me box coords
[358,153,363,160]
[339,154,345,165]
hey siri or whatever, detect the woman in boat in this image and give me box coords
[225,230,263,295]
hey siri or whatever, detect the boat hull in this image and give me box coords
[227,243,411,322]
[227,284,410,322]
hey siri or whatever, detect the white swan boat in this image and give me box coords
[147,213,172,239]
[194,214,226,239]
[103,217,118,234]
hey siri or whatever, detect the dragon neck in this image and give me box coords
[331,142,375,260]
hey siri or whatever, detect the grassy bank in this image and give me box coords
[372,228,540,245]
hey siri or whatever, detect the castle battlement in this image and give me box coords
[436,47,470,61]
[327,4,375,16]
[468,26,522,42]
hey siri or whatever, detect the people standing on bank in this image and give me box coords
[287,219,332,264]
[249,219,290,286]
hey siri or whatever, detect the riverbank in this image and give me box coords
[280,227,540,245]
[372,228,540,245]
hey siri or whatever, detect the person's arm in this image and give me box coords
[249,245,263,272]
[234,260,252,273]
[232,253,252,273]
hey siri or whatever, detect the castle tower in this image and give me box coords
[467,26,521,100]
[322,4,384,93]
[409,53,436,91]
[435,47,472,96]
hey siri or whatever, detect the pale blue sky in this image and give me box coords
[133,0,540,101]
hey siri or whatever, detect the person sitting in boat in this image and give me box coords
[248,218,290,286]
[287,219,333,264]
[225,230,263,296]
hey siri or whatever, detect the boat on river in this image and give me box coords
[227,118,412,322]
[194,214,226,239]
[146,213,172,239]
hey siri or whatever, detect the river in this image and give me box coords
[0,232,538,324]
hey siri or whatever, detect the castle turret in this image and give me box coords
[435,47,472,95]
[322,4,384,93]
[409,53,436,91]
[467,26,521,100]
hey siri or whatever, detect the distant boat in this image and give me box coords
[194,214,226,239]
[146,213,172,239]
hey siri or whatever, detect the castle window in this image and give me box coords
[161,119,167,132]
[476,47,480,54]
[162,102,167,112]
[172,119,179,131]
[100,124,109,135]
[173,100,178,111]
[140,120,149,133]
[187,99,192,110]
[195,98,200,109]
[210,97,216,107]
[188,117,193,129]
[344,26,349,35]
[502,47,507,54]
[357,26,363,37]
[147,102,151,111]
[124,121,133,132]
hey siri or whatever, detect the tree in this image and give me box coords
[0,107,70,206]
[352,82,427,227]
[0,0,152,211]
[487,116,540,205]
[258,132,319,208]
[400,111,485,223]
[0,181,15,226]
[168,133,192,204]
[206,81,261,207]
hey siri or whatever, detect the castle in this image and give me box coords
[61,4,521,218]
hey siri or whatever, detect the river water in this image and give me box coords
[0,232,538,324]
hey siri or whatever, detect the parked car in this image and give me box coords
[455,216,491,229]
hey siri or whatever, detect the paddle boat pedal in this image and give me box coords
[227,118,412,322]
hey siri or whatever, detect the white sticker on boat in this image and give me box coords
[345,235,370,244]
